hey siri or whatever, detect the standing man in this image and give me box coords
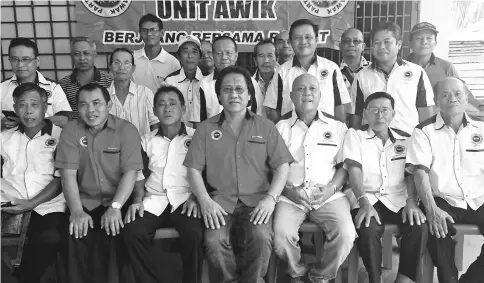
[252,39,278,119]
[55,83,143,283]
[107,47,159,136]
[132,13,180,93]
[273,74,356,283]
[184,66,293,283]
[344,92,428,283]
[60,36,113,120]
[406,77,484,283]
[350,22,435,133]
[166,35,204,128]
[275,30,294,66]
[199,40,214,76]
[264,19,351,124]
[1,38,72,130]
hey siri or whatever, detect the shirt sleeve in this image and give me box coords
[416,69,435,108]
[54,122,79,170]
[266,121,294,169]
[405,127,432,173]
[332,67,351,106]
[342,128,362,169]
[119,122,143,173]
[202,81,223,119]
[51,83,73,116]
[447,63,459,77]
[335,123,348,166]
[183,122,207,171]
[145,88,160,125]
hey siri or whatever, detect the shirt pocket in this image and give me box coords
[247,137,267,159]
[102,147,121,167]
[314,142,339,164]
[464,148,484,174]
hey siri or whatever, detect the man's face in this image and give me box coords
[200,41,214,70]
[213,39,238,71]
[275,31,294,59]
[110,51,135,81]
[72,41,96,71]
[78,88,111,130]
[9,45,39,81]
[140,21,162,47]
[410,30,437,57]
[290,74,321,114]
[219,73,250,114]
[255,43,277,74]
[13,90,47,129]
[153,91,186,127]
[290,24,317,58]
[364,97,395,133]
[434,78,468,117]
[372,30,402,64]
[340,28,365,58]
[179,42,201,72]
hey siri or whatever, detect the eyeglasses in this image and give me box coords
[8,57,36,65]
[221,87,246,94]
[366,107,393,115]
[341,39,364,45]
[112,61,133,68]
[140,28,160,34]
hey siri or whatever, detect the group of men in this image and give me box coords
[1,11,483,283]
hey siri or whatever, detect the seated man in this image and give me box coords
[406,77,484,283]
[343,92,428,283]
[274,74,356,283]
[184,66,293,283]
[54,83,143,283]
[121,85,204,283]
[1,83,65,283]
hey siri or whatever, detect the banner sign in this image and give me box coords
[76,0,355,52]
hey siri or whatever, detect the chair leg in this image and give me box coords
[454,233,465,271]
[347,244,359,283]
[416,248,434,283]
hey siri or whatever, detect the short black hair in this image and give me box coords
[110,47,135,65]
[76,82,110,105]
[139,13,163,31]
[364,92,395,109]
[253,39,276,58]
[215,66,255,107]
[153,85,186,106]
[370,21,402,42]
[212,35,238,52]
[12,82,48,104]
[9,38,39,57]
[289,19,319,40]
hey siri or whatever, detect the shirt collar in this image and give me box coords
[407,52,436,65]
[178,67,203,83]
[292,54,318,68]
[253,69,275,83]
[340,57,369,72]
[70,67,102,83]
[156,122,188,137]
[11,71,48,86]
[371,57,405,72]
[217,109,254,126]
[136,47,168,63]
[17,119,54,136]
[435,112,474,130]
[109,80,137,96]
[290,109,325,128]
[364,126,404,143]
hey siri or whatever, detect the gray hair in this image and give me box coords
[70,36,97,52]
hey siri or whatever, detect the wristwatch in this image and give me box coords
[111,202,122,210]
[267,192,280,203]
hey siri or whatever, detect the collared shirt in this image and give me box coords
[351,59,434,133]
[406,113,484,210]
[183,110,294,213]
[252,68,276,97]
[107,81,159,137]
[264,55,351,117]
[165,67,204,126]
[340,57,370,114]
[1,120,65,215]
[132,47,181,93]
[59,67,113,120]
[137,124,195,216]
[406,53,459,87]
[276,110,347,211]
[1,71,72,118]
[55,115,143,211]
[343,126,410,212]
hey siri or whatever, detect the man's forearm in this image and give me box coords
[348,166,371,206]
[47,115,69,127]
[413,169,437,211]
[268,163,289,195]
[112,170,138,206]
[405,175,419,201]
[28,177,62,208]
[330,167,348,190]
[132,179,146,203]
[61,169,84,213]
[187,168,211,201]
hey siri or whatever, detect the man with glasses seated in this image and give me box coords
[343,92,428,283]
[1,38,72,130]
[107,48,159,137]
[132,13,180,93]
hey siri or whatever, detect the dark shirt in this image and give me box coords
[406,53,459,86]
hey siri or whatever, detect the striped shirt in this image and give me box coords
[107,81,159,137]
[59,67,113,119]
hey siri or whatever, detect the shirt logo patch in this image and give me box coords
[211,130,222,141]
[404,71,413,79]
[45,137,57,147]
[323,131,332,140]
[320,69,329,79]
[80,136,88,147]
[394,144,406,155]
[184,139,191,149]
[46,90,52,98]
[471,133,483,145]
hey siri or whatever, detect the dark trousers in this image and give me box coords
[121,204,204,283]
[60,205,124,283]
[426,197,484,283]
[14,211,65,283]
[351,201,428,283]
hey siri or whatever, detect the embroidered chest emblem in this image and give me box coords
[45,137,57,147]
[80,136,88,147]
[184,139,191,149]
[471,133,483,145]
[211,130,222,141]
[394,144,406,155]
[323,131,333,140]
[403,71,413,80]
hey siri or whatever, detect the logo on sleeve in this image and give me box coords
[323,131,333,140]
[394,144,406,155]
[45,137,57,147]
[80,136,88,147]
[184,139,191,149]
[211,130,222,141]
[471,133,483,145]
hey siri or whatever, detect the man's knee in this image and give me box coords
[356,219,383,240]
[205,228,231,252]
[247,222,273,246]
[121,221,149,244]
[332,220,357,245]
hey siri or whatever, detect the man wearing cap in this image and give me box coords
[275,30,294,66]
[350,22,435,134]
[406,77,484,283]
[165,35,204,128]
[199,40,214,76]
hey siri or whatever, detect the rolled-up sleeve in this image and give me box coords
[183,122,207,171]
[54,122,79,170]
[343,128,363,170]
[405,128,432,173]
[266,122,294,169]
[120,123,143,172]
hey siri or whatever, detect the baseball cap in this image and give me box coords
[177,35,201,51]
[411,22,439,35]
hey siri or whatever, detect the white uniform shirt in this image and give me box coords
[406,113,484,210]
[343,126,410,212]
[276,110,347,210]
[107,81,159,137]
[1,71,72,118]
[137,125,195,216]
[1,121,66,215]
[350,59,434,133]
[132,47,181,93]
[264,55,351,117]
